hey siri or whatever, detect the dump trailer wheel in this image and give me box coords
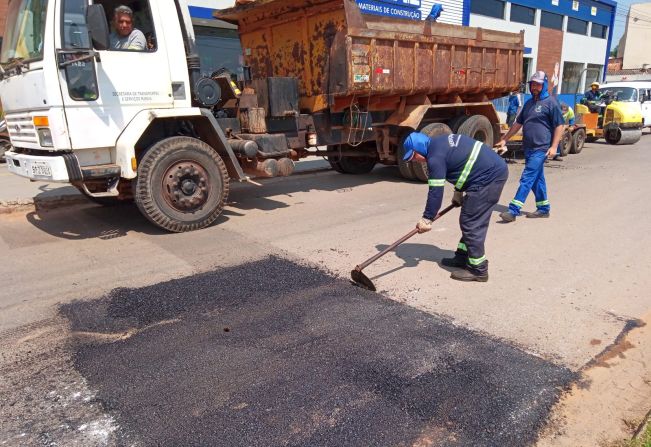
[457,114,494,144]
[559,129,572,156]
[570,128,586,154]
[327,145,377,174]
[326,145,345,173]
[605,126,642,145]
[396,138,416,180]
[447,115,469,133]
[411,122,453,182]
[135,136,229,233]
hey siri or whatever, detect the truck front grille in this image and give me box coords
[6,113,38,145]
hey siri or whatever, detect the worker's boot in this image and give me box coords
[499,211,516,222]
[441,255,467,268]
[526,210,550,219]
[450,268,489,282]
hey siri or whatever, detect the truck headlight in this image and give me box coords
[37,128,53,147]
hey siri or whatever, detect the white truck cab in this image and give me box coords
[1,0,244,231]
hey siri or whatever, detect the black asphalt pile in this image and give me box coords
[60,257,576,447]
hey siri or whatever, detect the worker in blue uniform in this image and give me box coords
[403,132,509,282]
[496,71,564,221]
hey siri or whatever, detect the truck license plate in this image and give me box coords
[31,161,52,177]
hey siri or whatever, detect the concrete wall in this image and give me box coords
[620,3,651,69]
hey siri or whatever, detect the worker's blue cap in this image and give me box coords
[403,132,430,161]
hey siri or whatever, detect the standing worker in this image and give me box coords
[403,132,509,282]
[507,91,521,126]
[553,103,575,161]
[496,71,564,221]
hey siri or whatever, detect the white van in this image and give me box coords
[602,81,651,130]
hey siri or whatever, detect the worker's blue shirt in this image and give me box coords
[423,134,508,219]
[507,95,520,115]
[584,90,602,102]
[516,96,564,151]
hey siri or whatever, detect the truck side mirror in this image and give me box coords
[87,5,110,51]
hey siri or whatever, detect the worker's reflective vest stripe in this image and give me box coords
[455,141,483,190]
[428,179,446,187]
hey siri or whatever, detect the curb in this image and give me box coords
[0,194,88,214]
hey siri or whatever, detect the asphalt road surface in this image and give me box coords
[1,136,651,446]
[57,258,574,447]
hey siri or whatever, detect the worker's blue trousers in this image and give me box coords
[455,169,509,274]
[508,149,550,216]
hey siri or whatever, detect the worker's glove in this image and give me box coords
[493,145,508,156]
[416,217,433,233]
[452,190,464,207]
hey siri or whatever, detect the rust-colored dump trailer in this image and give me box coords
[215,0,523,181]
[216,0,523,115]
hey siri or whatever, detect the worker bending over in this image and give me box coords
[403,132,509,282]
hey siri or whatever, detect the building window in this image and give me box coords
[584,64,603,91]
[541,11,563,30]
[470,0,505,20]
[510,4,536,25]
[561,61,584,94]
[591,23,607,39]
[567,17,588,35]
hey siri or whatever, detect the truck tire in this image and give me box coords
[411,122,453,182]
[560,129,572,156]
[570,128,586,154]
[397,140,416,180]
[327,145,376,174]
[447,115,469,133]
[135,136,229,233]
[457,114,493,144]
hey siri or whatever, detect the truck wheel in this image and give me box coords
[447,115,469,133]
[396,137,416,180]
[560,129,572,156]
[326,145,345,173]
[457,114,493,144]
[327,145,376,174]
[135,136,229,233]
[570,128,586,154]
[411,123,453,182]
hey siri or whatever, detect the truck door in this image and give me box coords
[57,0,173,151]
[640,88,651,127]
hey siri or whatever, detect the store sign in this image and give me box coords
[356,0,422,20]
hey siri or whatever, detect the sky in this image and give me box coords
[611,0,651,48]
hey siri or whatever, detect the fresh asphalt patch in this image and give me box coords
[60,257,577,447]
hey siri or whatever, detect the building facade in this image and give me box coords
[616,2,651,70]
[466,0,616,96]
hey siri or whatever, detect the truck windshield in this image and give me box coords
[601,87,638,102]
[1,0,48,64]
